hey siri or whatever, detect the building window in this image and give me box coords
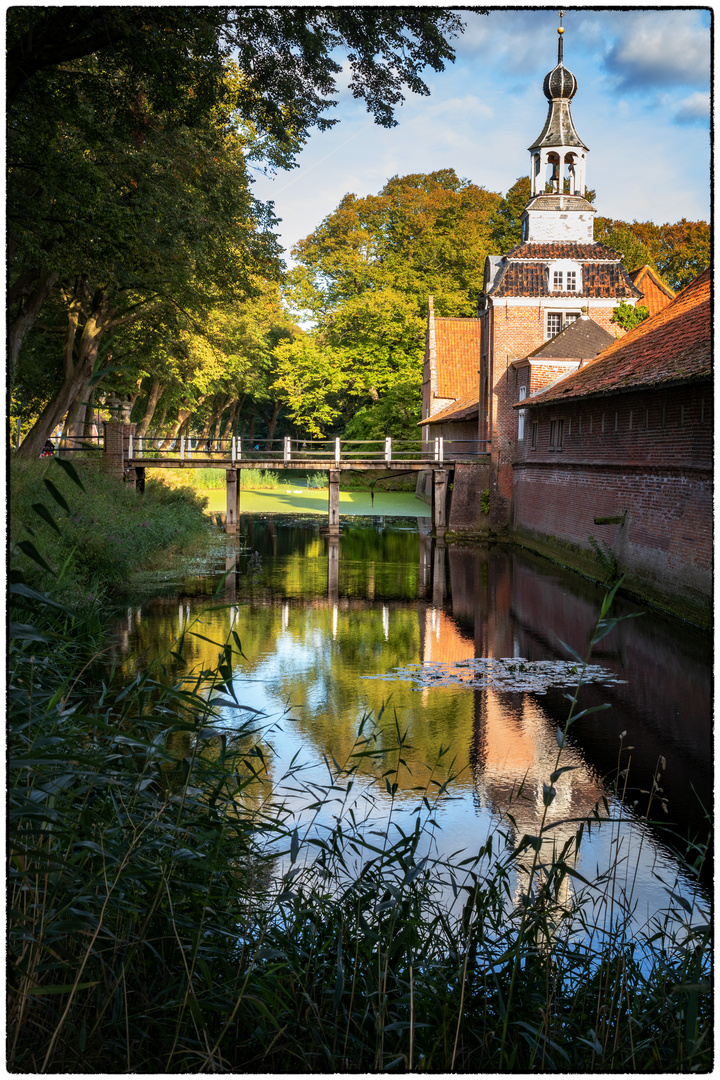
[546,312,562,337]
[549,418,564,450]
[549,262,582,293]
[546,311,581,338]
[518,386,527,439]
[531,422,537,450]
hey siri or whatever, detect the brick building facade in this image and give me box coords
[414,22,707,620]
[475,26,643,526]
[512,268,711,623]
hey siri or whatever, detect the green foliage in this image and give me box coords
[612,302,650,331]
[306,472,329,489]
[480,488,490,516]
[488,175,531,252]
[595,216,709,290]
[588,533,620,584]
[344,382,422,441]
[9,459,209,596]
[282,170,501,435]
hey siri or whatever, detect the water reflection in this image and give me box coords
[114,515,711,925]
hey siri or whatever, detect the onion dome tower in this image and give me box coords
[521,14,595,243]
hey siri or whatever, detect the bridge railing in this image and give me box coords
[40,435,104,456]
[127,435,489,464]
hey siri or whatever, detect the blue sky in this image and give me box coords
[250,7,711,263]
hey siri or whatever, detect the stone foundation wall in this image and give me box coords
[448,461,492,534]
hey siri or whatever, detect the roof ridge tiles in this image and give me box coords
[504,241,624,261]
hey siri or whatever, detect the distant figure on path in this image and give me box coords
[41,439,54,457]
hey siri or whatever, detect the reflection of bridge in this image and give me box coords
[98,422,489,533]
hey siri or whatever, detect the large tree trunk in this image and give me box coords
[151,401,167,441]
[206,393,233,444]
[265,400,281,444]
[157,400,199,449]
[82,387,96,439]
[135,378,164,439]
[8,267,59,387]
[60,382,89,453]
[17,277,154,459]
[219,398,242,442]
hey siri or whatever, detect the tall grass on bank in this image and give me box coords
[9,459,210,599]
[156,467,283,490]
[7,482,712,1071]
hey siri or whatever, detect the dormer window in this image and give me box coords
[548,260,581,293]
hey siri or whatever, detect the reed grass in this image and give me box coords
[156,467,283,490]
[9,459,210,600]
[7,471,712,1072]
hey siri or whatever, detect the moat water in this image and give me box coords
[114,513,711,943]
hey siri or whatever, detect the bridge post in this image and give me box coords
[103,420,135,481]
[225,469,240,534]
[328,469,340,532]
[432,539,446,607]
[328,533,339,602]
[431,469,449,532]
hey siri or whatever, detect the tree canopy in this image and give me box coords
[9,6,479,455]
[282,170,501,436]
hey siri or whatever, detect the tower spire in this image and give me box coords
[526,14,588,199]
[521,13,595,243]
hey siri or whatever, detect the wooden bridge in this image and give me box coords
[70,424,489,533]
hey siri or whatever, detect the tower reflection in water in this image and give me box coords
[117,516,711,930]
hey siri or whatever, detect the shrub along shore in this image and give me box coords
[8,461,711,1072]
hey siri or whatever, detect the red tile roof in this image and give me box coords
[434,318,483,399]
[518,268,710,407]
[628,265,676,316]
[506,242,623,260]
[492,260,640,299]
[420,388,479,426]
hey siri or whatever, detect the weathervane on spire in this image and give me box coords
[557,10,565,62]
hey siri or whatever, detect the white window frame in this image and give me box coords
[518,385,527,440]
[548,259,582,293]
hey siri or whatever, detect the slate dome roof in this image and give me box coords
[543,62,578,101]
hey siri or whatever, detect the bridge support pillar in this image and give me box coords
[328,534,339,602]
[328,469,340,532]
[126,466,145,493]
[432,469,449,532]
[226,469,240,534]
[432,539,446,607]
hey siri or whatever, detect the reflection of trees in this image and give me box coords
[113,591,477,797]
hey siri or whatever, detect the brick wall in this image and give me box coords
[448,461,492,534]
[103,421,136,480]
[512,382,712,608]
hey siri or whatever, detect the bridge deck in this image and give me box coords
[127,457,488,471]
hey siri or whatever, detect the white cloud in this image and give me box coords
[603,11,710,89]
[673,92,711,126]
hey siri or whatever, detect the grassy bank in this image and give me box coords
[9,459,211,601]
[8,473,712,1077]
[155,467,418,493]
